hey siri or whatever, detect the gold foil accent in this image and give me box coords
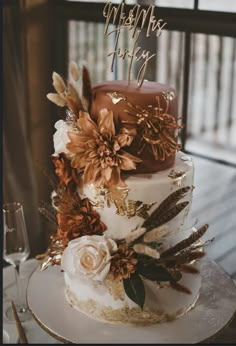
[93,185,155,218]
[168,169,186,187]
[123,95,182,161]
[162,91,175,101]
[105,274,125,301]
[38,237,65,271]
[106,92,127,104]
[65,286,199,326]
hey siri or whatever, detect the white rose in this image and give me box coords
[61,235,117,282]
[53,120,72,155]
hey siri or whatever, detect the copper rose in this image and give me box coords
[66,109,141,188]
[51,153,80,193]
[110,244,138,280]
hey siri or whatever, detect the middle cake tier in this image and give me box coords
[79,151,194,241]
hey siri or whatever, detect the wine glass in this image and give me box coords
[3,202,31,322]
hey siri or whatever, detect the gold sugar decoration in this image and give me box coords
[168,169,186,187]
[106,92,127,104]
[94,185,155,218]
[122,94,182,161]
[36,236,65,271]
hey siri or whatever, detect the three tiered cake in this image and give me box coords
[40,61,209,325]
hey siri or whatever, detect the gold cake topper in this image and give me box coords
[103,1,166,87]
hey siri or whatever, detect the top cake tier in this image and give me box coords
[90,80,181,174]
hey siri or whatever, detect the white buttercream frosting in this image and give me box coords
[62,152,202,324]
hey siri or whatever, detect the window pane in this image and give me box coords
[155,0,194,9]
[199,0,236,13]
[67,0,137,3]
[187,34,236,162]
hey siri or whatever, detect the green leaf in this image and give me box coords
[123,273,145,309]
[137,262,178,282]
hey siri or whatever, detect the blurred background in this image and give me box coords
[3,0,236,275]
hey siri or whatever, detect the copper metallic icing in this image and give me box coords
[91,80,180,173]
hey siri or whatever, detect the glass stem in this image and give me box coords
[14,263,26,313]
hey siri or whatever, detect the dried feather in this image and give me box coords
[179,264,199,274]
[47,93,66,107]
[126,227,147,244]
[35,160,58,189]
[69,61,80,81]
[38,206,58,226]
[143,225,169,243]
[133,244,160,259]
[170,281,191,295]
[143,186,191,230]
[68,82,83,111]
[39,200,57,216]
[161,224,209,258]
[144,201,189,232]
[52,72,66,94]
[82,66,92,111]
[161,251,205,267]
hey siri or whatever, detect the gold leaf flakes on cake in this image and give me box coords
[123,94,182,161]
[65,286,198,325]
[105,186,130,214]
[94,185,155,218]
[105,274,125,301]
[106,92,127,104]
[66,110,140,189]
[168,169,186,187]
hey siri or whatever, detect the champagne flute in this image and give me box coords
[3,202,31,322]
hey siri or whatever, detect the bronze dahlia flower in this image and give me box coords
[110,244,138,280]
[56,194,106,246]
[66,109,141,188]
[51,153,80,193]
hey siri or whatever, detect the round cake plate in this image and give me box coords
[27,258,236,344]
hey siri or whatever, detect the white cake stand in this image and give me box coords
[27,258,236,344]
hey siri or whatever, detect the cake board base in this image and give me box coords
[27,258,236,344]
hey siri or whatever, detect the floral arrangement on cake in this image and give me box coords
[37,62,209,308]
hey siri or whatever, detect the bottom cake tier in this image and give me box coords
[64,263,201,326]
